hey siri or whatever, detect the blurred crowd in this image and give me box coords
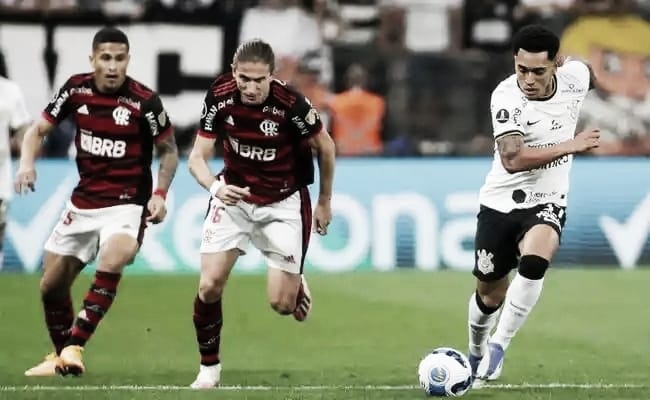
[2,0,650,156]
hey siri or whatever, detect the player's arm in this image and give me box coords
[497,130,599,173]
[14,117,55,193]
[15,79,74,193]
[497,133,572,173]
[18,117,54,169]
[307,129,336,203]
[188,134,218,191]
[148,97,179,194]
[154,132,179,193]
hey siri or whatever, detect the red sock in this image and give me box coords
[68,271,121,347]
[43,295,74,354]
[193,295,222,366]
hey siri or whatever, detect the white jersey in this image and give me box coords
[0,77,30,200]
[479,60,591,213]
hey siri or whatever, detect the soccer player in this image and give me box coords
[466,25,600,385]
[16,27,179,377]
[187,39,335,389]
[0,76,30,267]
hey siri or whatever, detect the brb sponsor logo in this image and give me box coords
[228,137,276,161]
[80,129,127,158]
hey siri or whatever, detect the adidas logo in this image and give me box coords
[225,115,234,126]
[77,104,89,114]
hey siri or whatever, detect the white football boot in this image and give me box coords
[190,363,221,389]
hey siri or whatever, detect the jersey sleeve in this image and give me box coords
[490,87,524,139]
[289,93,323,139]
[43,78,75,124]
[143,94,173,143]
[10,83,30,129]
[560,59,591,92]
[197,90,222,139]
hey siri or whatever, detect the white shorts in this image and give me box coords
[44,201,146,264]
[200,188,312,274]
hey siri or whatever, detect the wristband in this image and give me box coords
[153,188,167,200]
[209,180,224,197]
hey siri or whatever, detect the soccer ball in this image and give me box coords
[417,347,473,397]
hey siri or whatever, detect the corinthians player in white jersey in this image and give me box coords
[466,25,601,386]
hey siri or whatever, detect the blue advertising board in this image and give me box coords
[3,158,649,273]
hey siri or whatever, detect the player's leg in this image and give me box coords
[26,205,96,377]
[24,251,85,377]
[59,205,143,376]
[190,249,239,389]
[469,206,518,380]
[479,204,564,381]
[191,197,251,389]
[490,224,560,351]
[256,189,312,321]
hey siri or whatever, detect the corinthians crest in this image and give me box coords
[476,249,495,274]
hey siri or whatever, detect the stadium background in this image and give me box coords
[1,1,649,273]
[1,3,650,400]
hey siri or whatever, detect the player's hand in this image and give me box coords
[14,165,37,195]
[313,200,332,235]
[216,185,250,206]
[146,194,167,224]
[572,128,600,153]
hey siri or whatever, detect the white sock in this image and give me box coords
[491,273,544,351]
[468,292,500,358]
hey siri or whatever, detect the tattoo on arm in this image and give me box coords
[497,134,523,161]
[155,133,179,191]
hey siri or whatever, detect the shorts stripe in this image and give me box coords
[137,206,148,245]
[204,196,213,220]
[298,188,312,274]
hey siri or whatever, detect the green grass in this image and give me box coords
[0,269,649,399]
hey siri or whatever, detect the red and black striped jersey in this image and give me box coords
[198,73,323,205]
[43,73,173,209]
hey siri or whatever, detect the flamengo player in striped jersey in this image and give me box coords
[187,39,336,389]
[467,25,600,386]
[15,27,179,377]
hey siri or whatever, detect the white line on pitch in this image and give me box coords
[0,383,647,391]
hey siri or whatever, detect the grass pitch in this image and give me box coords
[0,269,648,399]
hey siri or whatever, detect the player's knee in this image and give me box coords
[198,277,226,303]
[269,298,294,315]
[39,276,70,300]
[476,278,508,309]
[518,255,549,280]
[268,289,296,315]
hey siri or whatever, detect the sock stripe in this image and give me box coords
[194,296,222,366]
[43,295,74,354]
[67,272,121,347]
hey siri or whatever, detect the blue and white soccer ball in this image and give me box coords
[417,347,473,397]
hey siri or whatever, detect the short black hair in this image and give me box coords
[92,27,129,51]
[511,25,559,60]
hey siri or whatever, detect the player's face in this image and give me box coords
[233,61,272,105]
[514,49,557,99]
[90,43,130,94]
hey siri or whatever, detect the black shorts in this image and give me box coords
[473,203,566,282]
